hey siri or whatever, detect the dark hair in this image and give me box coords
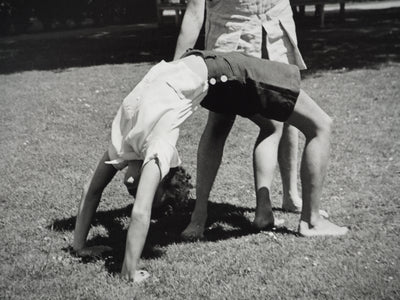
[152,166,193,217]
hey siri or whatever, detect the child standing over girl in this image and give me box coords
[73,50,348,282]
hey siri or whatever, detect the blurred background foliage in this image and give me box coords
[0,0,156,35]
[0,0,389,35]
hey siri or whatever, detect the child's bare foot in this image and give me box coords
[253,216,285,230]
[181,222,205,240]
[252,207,285,230]
[121,270,150,283]
[181,212,207,241]
[298,218,348,237]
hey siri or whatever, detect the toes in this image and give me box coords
[181,226,205,241]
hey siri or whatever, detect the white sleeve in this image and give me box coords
[143,137,181,179]
[106,106,128,170]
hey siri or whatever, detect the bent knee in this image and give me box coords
[318,114,333,135]
[250,115,283,137]
[308,114,332,139]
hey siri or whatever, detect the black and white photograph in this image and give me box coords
[1,0,399,298]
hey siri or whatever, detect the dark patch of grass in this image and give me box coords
[50,200,295,276]
[297,7,400,72]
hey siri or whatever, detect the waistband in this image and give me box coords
[181,49,239,85]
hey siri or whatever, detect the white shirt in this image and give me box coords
[107,59,208,177]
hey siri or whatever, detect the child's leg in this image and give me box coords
[181,111,236,240]
[286,90,348,236]
[73,151,117,251]
[249,115,284,229]
[279,126,329,218]
[279,124,302,212]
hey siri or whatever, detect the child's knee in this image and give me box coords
[300,110,332,140]
[251,116,283,138]
[305,114,332,141]
[318,114,333,136]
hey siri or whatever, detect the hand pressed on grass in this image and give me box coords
[121,270,150,283]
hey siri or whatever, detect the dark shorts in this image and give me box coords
[182,49,301,122]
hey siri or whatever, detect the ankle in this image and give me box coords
[282,191,301,202]
[309,212,324,226]
[255,205,274,220]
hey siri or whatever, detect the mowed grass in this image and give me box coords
[1,57,399,299]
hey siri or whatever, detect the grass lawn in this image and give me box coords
[1,6,399,300]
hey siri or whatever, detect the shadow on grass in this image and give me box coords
[0,7,399,74]
[295,7,400,75]
[51,199,296,274]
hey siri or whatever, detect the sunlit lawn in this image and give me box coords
[1,57,399,299]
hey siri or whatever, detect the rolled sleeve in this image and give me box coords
[106,141,129,170]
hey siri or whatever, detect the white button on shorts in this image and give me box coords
[209,78,217,85]
[220,75,228,82]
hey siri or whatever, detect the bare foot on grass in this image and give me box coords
[253,208,285,231]
[181,215,207,241]
[121,270,150,283]
[253,217,285,231]
[298,218,348,237]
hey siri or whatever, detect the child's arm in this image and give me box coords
[173,0,205,60]
[73,151,117,254]
[120,158,161,281]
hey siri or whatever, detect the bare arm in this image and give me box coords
[173,0,205,60]
[73,151,117,252]
[121,159,161,281]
